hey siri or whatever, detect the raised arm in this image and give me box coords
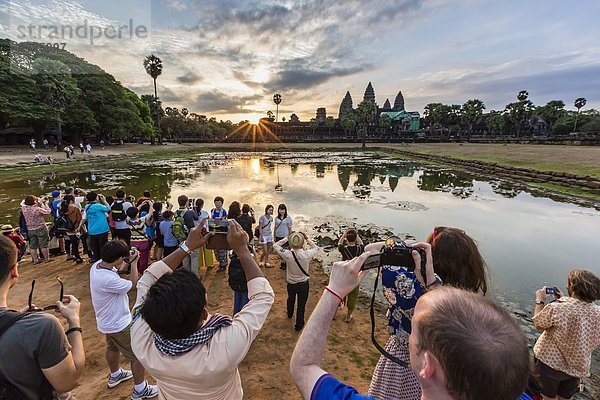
[229,219,264,281]
[162,219,213,272]
[290,251,371,399]
[337,229,347,246]
[43,295,85,393]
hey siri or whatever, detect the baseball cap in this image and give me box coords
[51,190,61,198]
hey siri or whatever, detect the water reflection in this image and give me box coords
[418,170,475,199]
[2,151,600,310]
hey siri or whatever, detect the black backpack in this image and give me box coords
[228,254,248,292]
[55,202,74,233]
[0,312,53,400]
[111,199,127,222]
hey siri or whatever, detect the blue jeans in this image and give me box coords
[233,291,249,315]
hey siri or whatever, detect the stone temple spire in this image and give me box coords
[363,82,376,104]
[393,91,405,111]
[338,91,353,119]
[383,98,391,109]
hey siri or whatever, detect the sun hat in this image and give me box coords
[51,190,61,198]
[1,225,14,234]
[288,232,305,249]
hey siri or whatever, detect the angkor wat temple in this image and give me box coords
[338,82,420,131]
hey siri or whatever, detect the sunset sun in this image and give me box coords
[247,113,262,125]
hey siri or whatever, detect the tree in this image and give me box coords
[32,58,80,150]
[517,90,529,102]
[143,54,163,144]
[534,100,566,133]
[505,91,534,137]
[341,115,356,136]
[573,97,587,132]
[461,99,485,133]
[354,101,377,134]
[486,110,506,135]
[379,114,391,134]
[325,116,336,136]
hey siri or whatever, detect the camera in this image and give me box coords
[208,218,229,233]
[361,237,426,271]
[545,286,559,295]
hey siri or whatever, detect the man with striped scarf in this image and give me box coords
[130,220,274,399]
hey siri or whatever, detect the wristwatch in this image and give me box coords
[179,241,193,255]
[535,299,545,305]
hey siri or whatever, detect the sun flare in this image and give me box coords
[247,113,262,125]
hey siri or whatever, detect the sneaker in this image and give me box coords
[107,369,133,388]
[66,255,76,261]
[131,383,158,399]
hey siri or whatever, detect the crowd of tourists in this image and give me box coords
[0,186,599,400]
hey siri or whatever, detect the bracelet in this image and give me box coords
[324,286,345,305]
[66,327,82,335]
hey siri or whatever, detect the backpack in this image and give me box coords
[228,254,248,292]
[171,210,189,243]
[54,202,75,233]
[0,312,53,400]
[111,199,127,222]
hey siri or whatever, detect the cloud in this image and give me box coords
[176,71,202,84]
[265,62,369,91]
[192,90,262,113]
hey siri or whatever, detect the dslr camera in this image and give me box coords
[361,237,426,271]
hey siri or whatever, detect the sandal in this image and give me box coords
[259,262,265,268]
[344,315,353,323]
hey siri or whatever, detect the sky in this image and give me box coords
[1,0,600,123]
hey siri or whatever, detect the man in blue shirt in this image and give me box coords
[290,247,531,400]
[84,192,110,263]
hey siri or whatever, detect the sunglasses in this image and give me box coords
[28,277,64,312]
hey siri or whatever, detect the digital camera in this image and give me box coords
[361,237,426,271]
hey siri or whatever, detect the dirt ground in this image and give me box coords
[9,250,384,399]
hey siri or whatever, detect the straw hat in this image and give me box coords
[288,232,305,249]
[1,225,15,234]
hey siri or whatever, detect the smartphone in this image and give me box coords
[208,218,229,233]
[545,287,558,295]
[360,253,382,270]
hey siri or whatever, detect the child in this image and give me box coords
[159,211,178,256]
[211,196,228,271]
[126,207,150,274]
[1,225,27,262]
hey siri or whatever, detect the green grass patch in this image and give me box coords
[391,147,600,179]
[525,182,600,202]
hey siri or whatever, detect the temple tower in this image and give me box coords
[393,91,405,111]
[338,91,353,119]
[383,98,391,109]
[363,82,376,104]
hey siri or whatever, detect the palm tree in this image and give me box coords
[144,54,163,144]
[517,90,529,102]
[573,97,587,132]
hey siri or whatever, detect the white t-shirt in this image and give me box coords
[89,261,133,334]
[114,201,133,230]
